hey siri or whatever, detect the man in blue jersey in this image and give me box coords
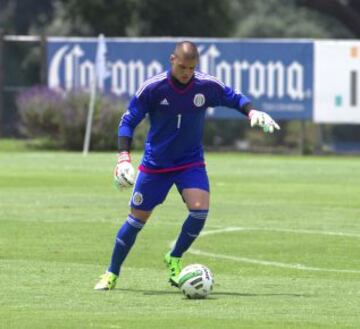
[95,41,280,290]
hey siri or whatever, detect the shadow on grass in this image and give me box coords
[116,288,311,298]
[117,288,180,295]
[211,291,312,298]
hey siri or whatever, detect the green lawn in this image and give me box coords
[0,149,359,329]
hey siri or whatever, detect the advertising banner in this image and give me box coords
[47,38,314,120]
[314,41,360,124]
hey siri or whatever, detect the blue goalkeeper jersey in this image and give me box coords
[118,70,251,172]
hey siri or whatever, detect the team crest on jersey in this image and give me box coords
[132,192,143,206]
[193,93,205,107]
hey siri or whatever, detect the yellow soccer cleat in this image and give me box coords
[94,271,118,291]
[164,252,183,287]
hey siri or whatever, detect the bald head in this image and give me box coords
[170,41,199,84]
[173,41,199,61]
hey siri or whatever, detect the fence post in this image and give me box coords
[0,29,4,136]
[40,33,47,85]
[299,120,305,154]
[315,124,323,154]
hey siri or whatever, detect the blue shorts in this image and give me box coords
[129,166,210,211]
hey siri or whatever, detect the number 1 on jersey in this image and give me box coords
[177,114,182,129]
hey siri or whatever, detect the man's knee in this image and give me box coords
[130,208,152,222]
[189,209,209,221]
[182,188,210,210]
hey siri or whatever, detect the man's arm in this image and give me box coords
[218,84,280,133]
[114,95,148,188]
[118,135,132,152]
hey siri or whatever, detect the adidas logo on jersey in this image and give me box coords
[160,98,169,105]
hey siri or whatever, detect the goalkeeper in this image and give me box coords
[95,41,280,290]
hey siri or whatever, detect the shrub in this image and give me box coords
[91,95,121,151]
[16,86,63,138]
[16,87,149,151]
[57,91,89,150]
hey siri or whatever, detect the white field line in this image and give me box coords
[170,227,360,274]
[200,226,360,239]
[189,249,360,274]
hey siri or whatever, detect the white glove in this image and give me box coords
[114,151,135,187]
[249,110,280,133]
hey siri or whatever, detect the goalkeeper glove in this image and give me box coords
[114,151,135,188]
[249,110,280,133]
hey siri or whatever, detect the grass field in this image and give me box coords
[1,147,360,329]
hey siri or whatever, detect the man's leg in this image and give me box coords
[107,209,151,275]
[165,167,210,286]
[170,188,209,257]
[95,171,173,290]
[95,209,151,291]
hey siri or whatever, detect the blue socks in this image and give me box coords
[108,210,208,275]
[108,215,144,276]
[171,209,208,258]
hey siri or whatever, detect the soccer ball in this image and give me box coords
[178,264,214,299]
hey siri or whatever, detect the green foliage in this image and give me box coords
[16,87,63,138]
[2,0,356,38]
[14,86,310,153]
[16,87,145,151]
[36,0,235,37]
[203,120,313,154]
[135,0,234,37]
[203,119,247,148]
[231,0,354,38]
[57,91,90,150]
[1,0,53,34]
[29,0,93,36]
[57,0,136,36]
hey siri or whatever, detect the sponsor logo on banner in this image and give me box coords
[48,43,163,96]
[198,45,309,101]
[47,39,313,119]
[335,46,358,108]
[314,41,360,123]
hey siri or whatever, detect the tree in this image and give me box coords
[297,0,360,36]
[0,0,54,34]
[61,0,136,36]
[231,0,354,38]
[135,0,234,37]
[32,0,234,37]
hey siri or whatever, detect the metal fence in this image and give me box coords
[0,34,47,136]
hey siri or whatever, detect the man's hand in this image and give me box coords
[249,110,280,133]
[114,151,135,188]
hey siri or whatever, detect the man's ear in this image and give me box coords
[170,54,176,63]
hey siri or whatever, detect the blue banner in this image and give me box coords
[47,38,313,120]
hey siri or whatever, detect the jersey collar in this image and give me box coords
[167,70,195,94]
